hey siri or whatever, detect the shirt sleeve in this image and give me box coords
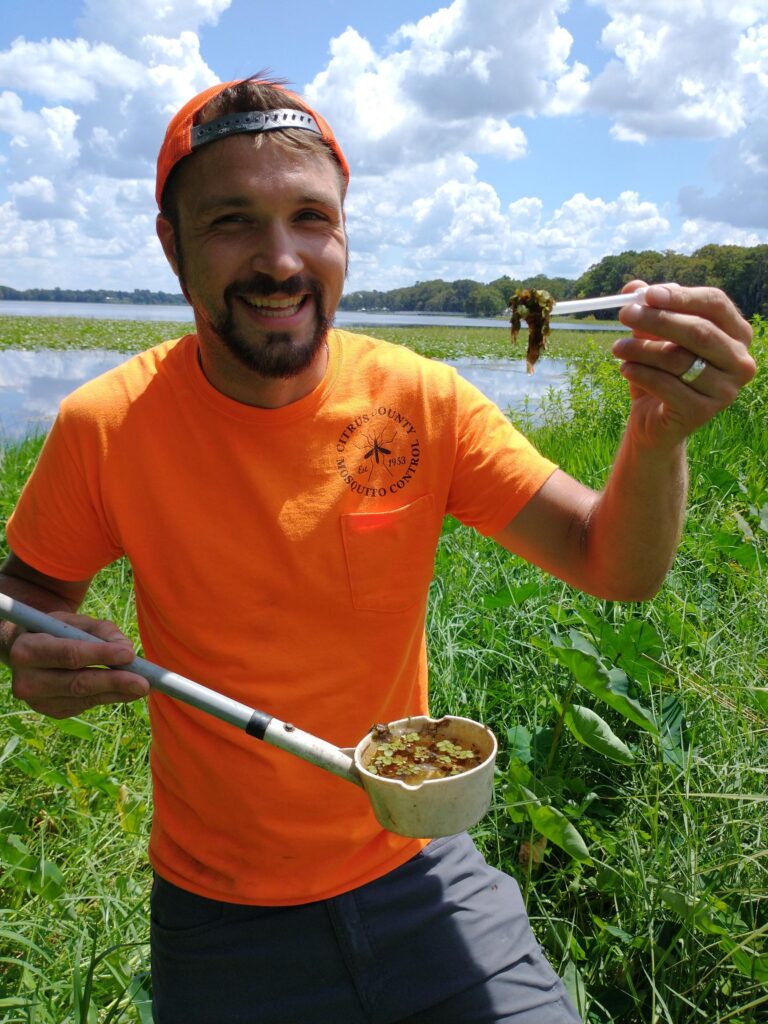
[445,373,558,537]
[6,404,124,581]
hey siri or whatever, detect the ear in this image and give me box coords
[156,214,180,277]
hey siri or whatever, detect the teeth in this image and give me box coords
[243,295,304,316]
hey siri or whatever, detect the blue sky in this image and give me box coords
[0,0,766,294]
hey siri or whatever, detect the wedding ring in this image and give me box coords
[680,357,707,385]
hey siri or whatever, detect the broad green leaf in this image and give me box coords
[747,686,768,717]
[0,833,37,877]
[659,886,745,936]
[0,734,20,765]
[128,974,154,1024]
[520,786,591,863]
[506,724,533,765]
[53,717,96,741]
[0,803,29,834]
[659,695,690,767]
[562,704,634,764]
[569,609,664,685]
[505,759,534,822]
[29,856,65,901]
[12,751,69,788]
[562,960,588,1017]
[594,864,629,893]
[79,770,121,797]
[507,758,534,788]
[612,618,664,685]
[117,785,147,834]
[720,939,768,985]
[0,834,65,901]
[704,466,739,496]
[482,581,541,609]
[548,629,658,733]
[592,917,634,943]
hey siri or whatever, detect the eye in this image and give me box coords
[213,213,248,226]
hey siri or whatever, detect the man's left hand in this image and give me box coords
[613,282,756,450]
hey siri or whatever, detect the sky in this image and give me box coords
[0,0,767,296]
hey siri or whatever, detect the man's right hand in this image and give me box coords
[9,610,150,718]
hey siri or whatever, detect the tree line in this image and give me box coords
[339,245,768,320]
[0,286,188,306]
[2,245,766,320]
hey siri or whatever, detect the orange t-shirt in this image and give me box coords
[7,329,557,904]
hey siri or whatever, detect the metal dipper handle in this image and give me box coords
[0,593,361,788]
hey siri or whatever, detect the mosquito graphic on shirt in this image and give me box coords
[354,428,401,483]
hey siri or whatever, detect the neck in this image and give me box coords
[195,329,330,409]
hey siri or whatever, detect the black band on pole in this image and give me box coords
[245,710,273,740]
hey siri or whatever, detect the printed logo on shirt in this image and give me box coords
[335,406,421,498]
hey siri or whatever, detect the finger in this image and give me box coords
[619,357,741,411]
[12,665,149,714]
[620,284,754,350]
[646,285,753,345]
[611,337,740,399]
[48,611,137,651]
[29,685,150,719]
[618,361,721,426]
[619,305,756,382]
[10,631,137,673]
[621,279,648,295]
[617,281,667,342]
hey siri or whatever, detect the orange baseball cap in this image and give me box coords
[155,78,349,207]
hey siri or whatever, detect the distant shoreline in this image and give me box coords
[0,288,187,306]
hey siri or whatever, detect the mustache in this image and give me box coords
[225,274,315,300]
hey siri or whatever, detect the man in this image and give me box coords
[0,76,755,1023]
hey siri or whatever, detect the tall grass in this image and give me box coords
[0,320,765,1022]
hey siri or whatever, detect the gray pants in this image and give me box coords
[151,832,582,1023]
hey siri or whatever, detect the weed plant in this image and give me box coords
[0,320,765,1022]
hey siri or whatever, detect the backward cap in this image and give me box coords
[155,78,349,207]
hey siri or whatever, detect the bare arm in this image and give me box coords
[493,284,755,601]
[0,551,149,717]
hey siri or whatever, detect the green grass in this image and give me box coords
[0,317,765,1022]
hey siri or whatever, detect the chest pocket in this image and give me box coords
[341,494,438,613]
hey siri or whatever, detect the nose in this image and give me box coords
[250,222,304,282]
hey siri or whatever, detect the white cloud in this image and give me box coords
[305,0,584,173]
[8,175,56,218]
[0,3,226,290]
[672,217,767,252]
[76,0,232,55]
[586,1,765,140]
[345,154,679,291]
[0,181,175,291]
[0,37,142,103]
[0,93,81,176]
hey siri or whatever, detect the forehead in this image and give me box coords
[173,134,344,211]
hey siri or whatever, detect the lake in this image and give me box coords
[0,300,619,332]
[0,348,569,441]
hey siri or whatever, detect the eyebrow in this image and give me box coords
[195,190,340,215]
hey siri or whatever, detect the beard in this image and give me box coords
[183,267,334,379]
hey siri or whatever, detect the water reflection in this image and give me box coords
[446,356,568,419]
[0,349,569,441]
[0,350,130,439]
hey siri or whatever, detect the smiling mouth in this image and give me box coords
[240,295,309,319]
